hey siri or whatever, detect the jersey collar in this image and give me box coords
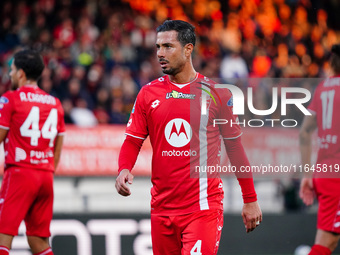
[21,84,39,90]
[167,73,199,89]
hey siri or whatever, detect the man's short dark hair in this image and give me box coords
[330,44,340,75]
[156,20,196,47]
[13,50,45,81]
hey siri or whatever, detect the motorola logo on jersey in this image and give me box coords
[164,118,192,148]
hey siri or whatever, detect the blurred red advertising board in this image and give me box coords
[0,125,152,176]
[56,125,152,176]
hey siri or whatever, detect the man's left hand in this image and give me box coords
[242,201,262,233]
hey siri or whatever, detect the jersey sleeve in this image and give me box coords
[218,89,242,139]
[0,91,14,130]
[125,87,148,140]
[308,84,320,115]
[56,98,66,135]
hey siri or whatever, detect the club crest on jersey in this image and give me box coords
[164,118,192,147]
[199,96,212,110]
[166,90,196,100]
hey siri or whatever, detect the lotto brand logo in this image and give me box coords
[151,100,160,108]
[164,118,192,147]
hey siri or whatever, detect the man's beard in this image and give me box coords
[162,66,182,76]
[162,67,177,75]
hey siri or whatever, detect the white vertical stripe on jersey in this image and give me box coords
[199,85,209,210]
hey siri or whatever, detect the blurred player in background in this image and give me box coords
[299,44,340,255]
[116,20,262,255]
[0,50,65,255]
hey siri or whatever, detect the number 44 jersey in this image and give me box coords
[0,85,65,172]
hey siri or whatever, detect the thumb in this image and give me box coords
[127,173,134,184]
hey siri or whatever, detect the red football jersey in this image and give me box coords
[0,85,65,172]
[308,76,340,166]
[126,73,242,215]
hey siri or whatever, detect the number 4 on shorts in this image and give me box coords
[190,240,202,255]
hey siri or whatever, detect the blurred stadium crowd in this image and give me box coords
[0,0,339,126]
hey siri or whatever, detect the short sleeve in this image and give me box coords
[57,98,66,135]
[0,92,14,130]
[217,89,242,139]
[125,88,148,140]
[308,85,320,115]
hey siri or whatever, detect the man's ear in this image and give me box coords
[17,69,25,80]
[184,43,194,57]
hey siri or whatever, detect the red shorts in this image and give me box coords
[314,178,340,234]
[151,209,223,255]
[0,167,54,237]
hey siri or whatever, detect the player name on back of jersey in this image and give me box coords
[324,77,340,87]
[19,92,56,105]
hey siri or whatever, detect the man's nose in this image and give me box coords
[157,47,165,59]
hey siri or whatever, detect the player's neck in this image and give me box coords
[168,65,197,84]
[19,79,38,88]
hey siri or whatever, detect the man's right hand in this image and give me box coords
[115,169,134,196]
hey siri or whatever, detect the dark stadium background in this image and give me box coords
[1,0,340,254]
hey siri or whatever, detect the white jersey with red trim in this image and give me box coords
[126,73,241,215]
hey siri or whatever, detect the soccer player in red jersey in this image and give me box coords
[299,44,340,255]
[0,50,65,255]
[115,20,262,255]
